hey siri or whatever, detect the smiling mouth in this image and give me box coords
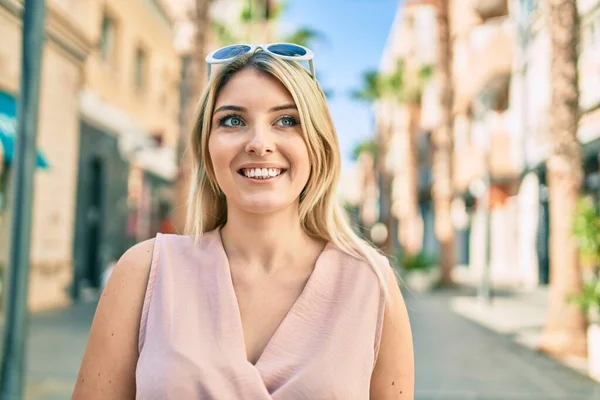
[238,167,287,180]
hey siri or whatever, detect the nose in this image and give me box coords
[244,126,274,156]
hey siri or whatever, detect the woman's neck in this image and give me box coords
[219,204,319,273]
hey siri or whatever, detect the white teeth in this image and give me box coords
[242,167,282,179]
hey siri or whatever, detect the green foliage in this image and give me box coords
[397,251,438,272]
[241,0,286,23]
[419,64,434,81]
[351,70,384,102]
[240,2,255,24]
[573,197,600,269]
[351,59,434,105]
[351,139,378,161]
[283,27,325,48]
[213,1,321,47]
[211,20,239,46]
[567,278,600,315]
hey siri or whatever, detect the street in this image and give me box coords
[9,288,598,399]
[406,289,600,400]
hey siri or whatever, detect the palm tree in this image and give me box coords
[352,70,395,252]
[351,139,378,237]
[173,0,214,233]
[283,27,326,48]
[351,60,432,254]
[212,1,325,46]
[387,60,432,256]
[539,0,587,358]
[432,0,455,286]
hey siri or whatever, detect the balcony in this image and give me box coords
[451,0,482,38]
[468,19,514,108]
[453,133,520,194]
[474,0,508,20]
[454,143,484,193]
[489,133,520,182]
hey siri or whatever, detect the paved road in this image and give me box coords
[405,288,600,400]
[2,288,599,399]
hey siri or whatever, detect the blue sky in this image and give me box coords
[281,0,399,169]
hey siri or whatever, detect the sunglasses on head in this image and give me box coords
[205,43,316,81]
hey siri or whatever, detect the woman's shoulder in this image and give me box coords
[326,241,396,292]
[115,232,205,275]
[121,238,156,266]
[103,239,157,300]
[329,242,392,274]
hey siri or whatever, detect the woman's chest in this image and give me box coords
[233,274,309,365]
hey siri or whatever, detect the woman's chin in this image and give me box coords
[236,196,297,215]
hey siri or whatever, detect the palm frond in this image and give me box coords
[351,139,378,161]
[351,70,383,102]
[283,27,325,48]
[419,64,434,81]
[211,20,239,46]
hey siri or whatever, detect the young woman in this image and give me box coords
[73,44,414,399]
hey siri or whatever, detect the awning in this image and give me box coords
[0,91,49,169]
[0,118,50,170]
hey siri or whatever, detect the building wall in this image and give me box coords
[0,0,182,311]
[83,0,181,149]
[0,1,90,311]
[72,0,182,295]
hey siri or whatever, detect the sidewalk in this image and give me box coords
[23,301,96,400]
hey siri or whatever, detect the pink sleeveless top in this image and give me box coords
[135,229,390,399]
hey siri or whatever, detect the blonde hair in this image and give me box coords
[185,51,390,296]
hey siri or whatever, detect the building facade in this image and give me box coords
[0,0,181,312]
[0,0,92,311]
[379,0,600,287]
[516,0,600,285]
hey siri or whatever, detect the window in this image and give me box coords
[100,13,116,63]
[134,47,148,91]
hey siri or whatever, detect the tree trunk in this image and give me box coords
[432,0,455,285]
[406,103,423,255]
[539,0,587,358]
[377,127,394,254]
[173,0,213,233]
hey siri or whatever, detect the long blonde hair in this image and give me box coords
[185,51,390,295]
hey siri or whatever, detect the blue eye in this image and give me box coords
[218,115,245,127]
[277,116,299,127]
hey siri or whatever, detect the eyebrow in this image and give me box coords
[213,104,297,114]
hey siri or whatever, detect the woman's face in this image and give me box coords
[208,68,311,215]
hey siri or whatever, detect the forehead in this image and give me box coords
[214,68,295,107]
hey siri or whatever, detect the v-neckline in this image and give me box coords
[215,229,330,368]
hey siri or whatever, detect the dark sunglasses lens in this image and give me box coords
[267,44,307,57]
[212,45,252,60]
